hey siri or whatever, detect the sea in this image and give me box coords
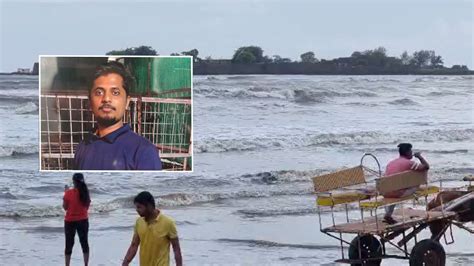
[0,74,473,265]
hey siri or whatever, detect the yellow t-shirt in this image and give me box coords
[135,213,178,266]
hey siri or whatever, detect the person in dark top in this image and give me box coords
[74,61,162,170]
[63,173,91,266]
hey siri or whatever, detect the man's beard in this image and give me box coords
[96,116,120,127]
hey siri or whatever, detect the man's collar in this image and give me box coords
[144,210,161,224]
[86,124,131,144]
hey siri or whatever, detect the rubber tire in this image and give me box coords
[409,239,446,266]
[348,234,382,266]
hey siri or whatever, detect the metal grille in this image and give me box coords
[40,93,192,171]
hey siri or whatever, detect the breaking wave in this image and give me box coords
[0,189,312,218]
[0,145,38,157]
[351,147,470,155]
[194,85,378,102]
[0,95,38,104]
[239,169,325,184]
[14,102,38,114]
[195,128,473,153]
[388,98,419,105]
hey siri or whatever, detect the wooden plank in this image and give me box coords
[322,208,456,234]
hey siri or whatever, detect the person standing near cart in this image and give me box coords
[63,173,91,266]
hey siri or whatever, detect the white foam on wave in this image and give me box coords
[14,102,38,114]
[0,145,38,157]
[195,128,474,153]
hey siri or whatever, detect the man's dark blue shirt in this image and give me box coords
[74,124,162,170]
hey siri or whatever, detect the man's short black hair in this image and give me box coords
[134,191,155,208]
[398,143,413,156]
[90,61,134,96]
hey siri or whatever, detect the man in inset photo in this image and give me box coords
[74,61,162,170]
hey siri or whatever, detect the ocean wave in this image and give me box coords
[24,226,64,233]
[0,187,314,218]
[0,145,39,158]
[414,77,437,82]
[154,189,311,207]
[388,97,419,105]
[236,207,316,218]
[345,102,379,107]
[293,89,331,103]
[0,192,18,199]
[15,222,197,234]
[0,199,126,218]
[226,76,258,80]
[14,102,38,114]
[0,95,38,105]
[347,77,402,83]
[26,185,67,193]
[352,147,470,155]
[0,77,38,83]
[240,169,324,184]
[195,128,473,153]
[427,91,455,97]
[0,205,65,218]
[438,167,474,175]
[194,84,379,102]
[216,238,339,250]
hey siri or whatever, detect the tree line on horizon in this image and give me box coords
[106,45,469,70]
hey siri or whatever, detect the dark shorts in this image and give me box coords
[64,219,89,255]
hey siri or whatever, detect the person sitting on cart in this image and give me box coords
[383,143,430,224]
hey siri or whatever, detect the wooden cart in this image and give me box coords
[312,153,473,266]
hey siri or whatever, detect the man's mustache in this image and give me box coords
[99,104,116,111]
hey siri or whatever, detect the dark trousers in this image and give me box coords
[64,219,89,255]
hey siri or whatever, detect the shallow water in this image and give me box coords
[0,75,473,265]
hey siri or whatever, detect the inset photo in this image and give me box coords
[39,56,193,171]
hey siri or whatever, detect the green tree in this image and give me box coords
[181,49,200,62]
[400,51,411,65]
[351,51,362,58]
[430,54,444,68]
[452,65,469,70]
[232,46,264,63]
[234,51,257,63]
[300,51,318,63]
[106,45,157,55]
[364,47,388,67]
[411,50,433,67]
[262,55,273,63]
[272,55,292,63]
[351,47,389,67]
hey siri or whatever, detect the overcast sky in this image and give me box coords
[1,0,472,72]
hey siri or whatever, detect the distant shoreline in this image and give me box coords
[193,63,474,75]
[2,65,473,76]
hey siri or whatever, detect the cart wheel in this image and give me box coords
[409,239,445,266]
[348,234,382,266]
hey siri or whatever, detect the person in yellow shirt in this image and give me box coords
[122,191,182,266]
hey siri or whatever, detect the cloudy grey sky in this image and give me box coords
[1,0,472,72]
